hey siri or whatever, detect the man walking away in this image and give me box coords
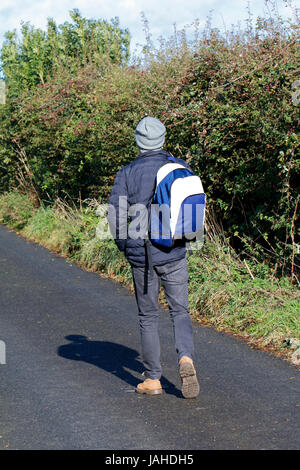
[107,116,200,398]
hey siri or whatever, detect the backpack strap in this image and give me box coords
[167,154,176,163]
[143,239,154,294]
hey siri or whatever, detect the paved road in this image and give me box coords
[0,224,299,450]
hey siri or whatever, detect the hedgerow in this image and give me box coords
[0,3,299,277]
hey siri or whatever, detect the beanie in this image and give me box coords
[134,116,166,151]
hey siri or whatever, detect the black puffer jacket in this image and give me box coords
[107,149,191,267]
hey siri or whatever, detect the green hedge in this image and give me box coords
[0,9,299,275]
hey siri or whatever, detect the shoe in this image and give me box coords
[136,378,163,395]
[179,356,200,399]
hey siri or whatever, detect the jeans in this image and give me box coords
[131,257,194,380]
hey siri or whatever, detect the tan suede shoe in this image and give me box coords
[179,356,200,399]
[136,378,163,395]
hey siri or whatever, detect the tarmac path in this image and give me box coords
[0,224,299,450]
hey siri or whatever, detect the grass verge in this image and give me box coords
[0,190,299,366]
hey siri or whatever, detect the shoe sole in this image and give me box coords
[180,362,200,399]
[135,388,163,395]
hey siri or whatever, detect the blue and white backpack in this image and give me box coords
[149,155,205,247]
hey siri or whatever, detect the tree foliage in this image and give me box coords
[0,9,130,98]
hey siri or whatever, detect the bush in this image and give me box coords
[0,191,36,228]
[0,4,299,276]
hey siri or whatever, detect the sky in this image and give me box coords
[0,0,297,56]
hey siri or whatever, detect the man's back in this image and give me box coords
[108,149,190,267]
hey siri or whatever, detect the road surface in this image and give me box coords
[0,224,299,449]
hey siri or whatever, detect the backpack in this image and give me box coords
[149,155,205,247]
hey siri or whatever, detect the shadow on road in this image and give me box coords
[57,335,181,397]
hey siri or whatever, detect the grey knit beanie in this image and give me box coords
[135,116,166,151]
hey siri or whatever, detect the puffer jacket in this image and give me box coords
[107,149,191,267]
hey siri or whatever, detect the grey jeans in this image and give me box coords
[131,256,194,380]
